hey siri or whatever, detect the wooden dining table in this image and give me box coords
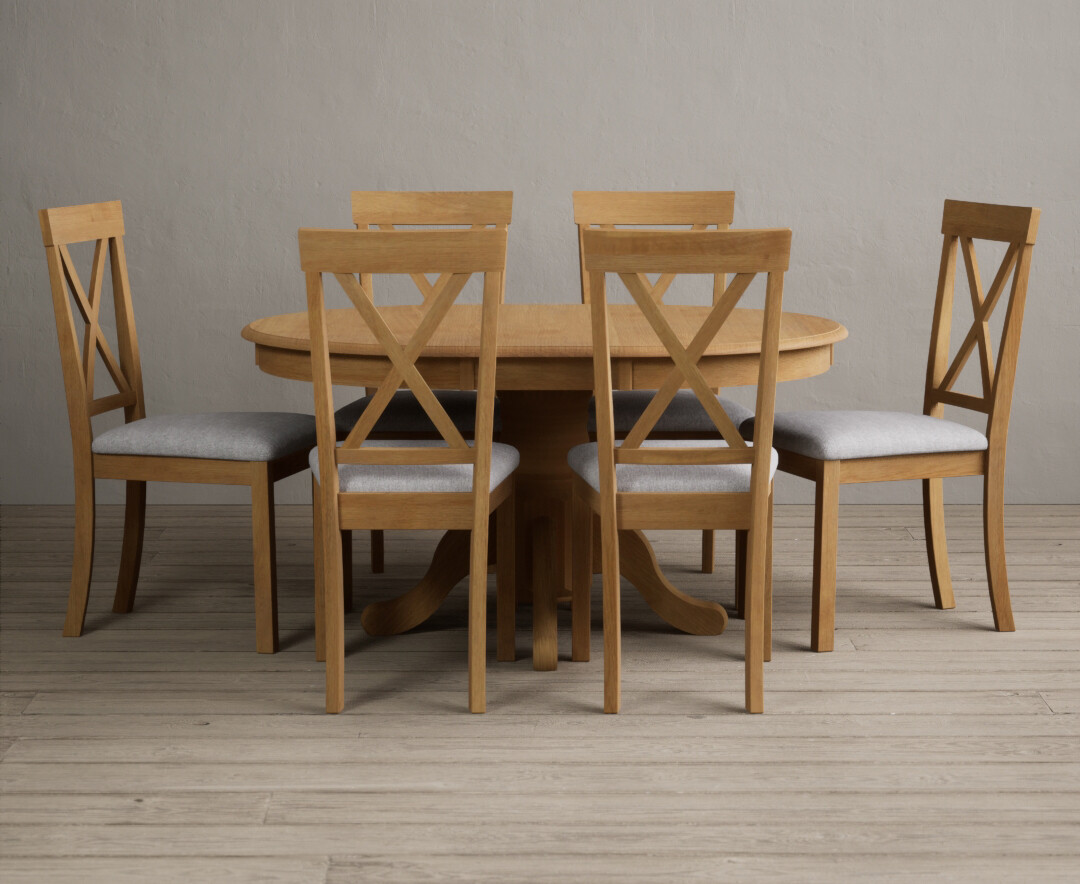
[242,303,846,668]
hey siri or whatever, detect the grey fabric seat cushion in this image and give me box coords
[91,412,317,462]
[589,391,754,435]
[335,390,500,437]
[310,440,519,494]
[741,410,989,461]
[568,440,777,494]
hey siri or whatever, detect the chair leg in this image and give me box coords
[496,493,517,663]
[764,490,774,664]
[701,529,715,573]
[571,490,592,663]
[341,530,354,614]
[369,529,384,573]
[112,480,146,613]
[317,483,346,714]
[734,530,748,619]
[312,476,326,663]
[744,502,769,715]
[922,478,956,610]
[600,518,621,714]
[984,464,1016,632]
[468,513,491,713]
[811,461,839,653]
[62,467,96,637]
[532,517,559,672]
[250,466,279,654]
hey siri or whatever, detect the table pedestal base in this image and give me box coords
[358,389,728,654]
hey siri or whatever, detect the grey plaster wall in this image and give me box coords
[2,0,1078,505]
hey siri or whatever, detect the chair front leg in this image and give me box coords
[250,465,279,654]
[600,515,621,714]
[764,488,774,664]
[317,484,346,714]
[744,507,768,714]
[811,460,840,653]
[468,513,491,713]
[62,462,96,637]
[984,462,1016,631]
[112,480,146,613]
[922,477,956,610]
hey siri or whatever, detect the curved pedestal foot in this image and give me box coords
[618,529,727,636]
[360,530,471,636]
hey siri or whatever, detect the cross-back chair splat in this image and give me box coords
[619,270,756,451]
[926,235,1024,416]
[50,238,141,421]
[332,270,471,455]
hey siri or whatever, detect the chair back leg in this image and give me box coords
[734,530,748,618]
[62,463,96,637]
[311,476,327,663]
[496,496,517,662]
[369,529,384,573]
[701,529,715,573]
[570,491,593,663]
[983,463,1016,631]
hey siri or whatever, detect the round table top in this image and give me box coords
[242,304,847,389]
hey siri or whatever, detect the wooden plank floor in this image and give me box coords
[1,504,1078,882]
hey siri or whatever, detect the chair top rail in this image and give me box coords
[40,200,125,246]
[942,199,1040,244]
[574,191,735,226]
[299,228,508,274]
[351,191,513,226]
[582,228,791,274]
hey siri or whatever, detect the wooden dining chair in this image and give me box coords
[570,227,791,713]
[746,200,1039,652]
[39,200,316,652]
[573,191,754,576]
[301,226,517,713]
[339,191,513,575]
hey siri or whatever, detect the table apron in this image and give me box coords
[254,344,835,390]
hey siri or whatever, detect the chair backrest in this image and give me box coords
[581,228,791,502]
[39,200,146,457]
[573,191,736,304]
[923,199,1040,450]
[351,191,512,304]
[299,227,508,502]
